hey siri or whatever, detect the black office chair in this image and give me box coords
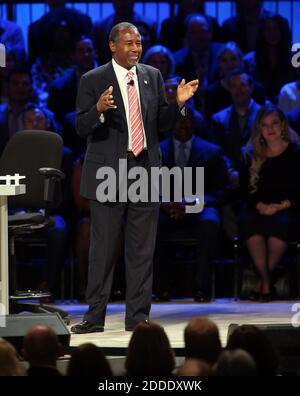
[0,130,69,321]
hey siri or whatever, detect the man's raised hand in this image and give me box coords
[96,85,117,113]
[176,79,199,108]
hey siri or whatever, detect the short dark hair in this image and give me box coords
[109,22,138,43]
[227,69,253,87]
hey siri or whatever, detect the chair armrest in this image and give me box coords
[38,168,65,213]
[38,167,65,180]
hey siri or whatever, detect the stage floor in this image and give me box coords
[57,299,299,349]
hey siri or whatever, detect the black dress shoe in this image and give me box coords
[125,319,150,332]
[70,320,104,334]
[194,291,211,303]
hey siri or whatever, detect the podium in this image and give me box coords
[0,175,25,314]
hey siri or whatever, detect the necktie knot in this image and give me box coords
[127,70,134,82]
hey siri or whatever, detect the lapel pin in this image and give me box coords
[144,80,148,85]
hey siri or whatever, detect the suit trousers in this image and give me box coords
[83,152,159,326]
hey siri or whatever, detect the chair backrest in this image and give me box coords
[0,130,63,209]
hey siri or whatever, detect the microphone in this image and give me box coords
[127,80,134,86]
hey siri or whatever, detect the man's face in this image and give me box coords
[219,50,241,76]
[174,116,194,142]
[186,19,211,52]
[229,74,253,106]
[24,109,49,130]
[109,28,142,70]
[8,73,32,103]
[73,39,95,71]
[147,54,169,79]
[263,20,281,46]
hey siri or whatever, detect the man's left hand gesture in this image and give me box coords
[176,79,199,108]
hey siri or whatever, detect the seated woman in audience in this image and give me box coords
[244,14,296,104]
[239,105,300,301]
[143,45,175,81]
[204,42,265,120]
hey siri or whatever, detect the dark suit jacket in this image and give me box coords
[160,136,229,207]
[0,102,9,156]
[204,80,265,121]
[48,69,78,123]
[76,61,182,201]
[210,101,261,169]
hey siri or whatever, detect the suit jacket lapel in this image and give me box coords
[136,64,150,126]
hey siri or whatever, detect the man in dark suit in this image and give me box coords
[47,36,97,124]
[173,14,221,111]
[0,68,34,156]
[210,71,261,240]
[155,109,229,302]
[210,71,261,181]
[71,22,198,334]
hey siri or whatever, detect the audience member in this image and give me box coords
[184,317,222,365]
[160,0,220,51]
[278,67,300,113]
[155,110,229,302]
[227,324,280,375]
[92,0,157,65]
[0,17,27,63]
[28,0,92,64]
[214,349,257,376]
[244,14,295,103]
[67,343,112,376]
[0,338,24,376]
[48,36,97,124]
[221,0,277,53]
[164,76,210,141]
[23,325,62,376]
[143,45,175,81]
[177,358,213,376]
[239,105,300,301]
[31,18,78,106]
[210,71,261,187]
[204,42,265,120]
[0,68,36,155]
[125,321,175,376]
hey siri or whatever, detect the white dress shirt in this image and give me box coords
[112,58,147,151]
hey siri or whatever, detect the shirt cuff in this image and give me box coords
[99,113,105,123]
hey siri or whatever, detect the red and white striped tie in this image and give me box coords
[127,70,144,157]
